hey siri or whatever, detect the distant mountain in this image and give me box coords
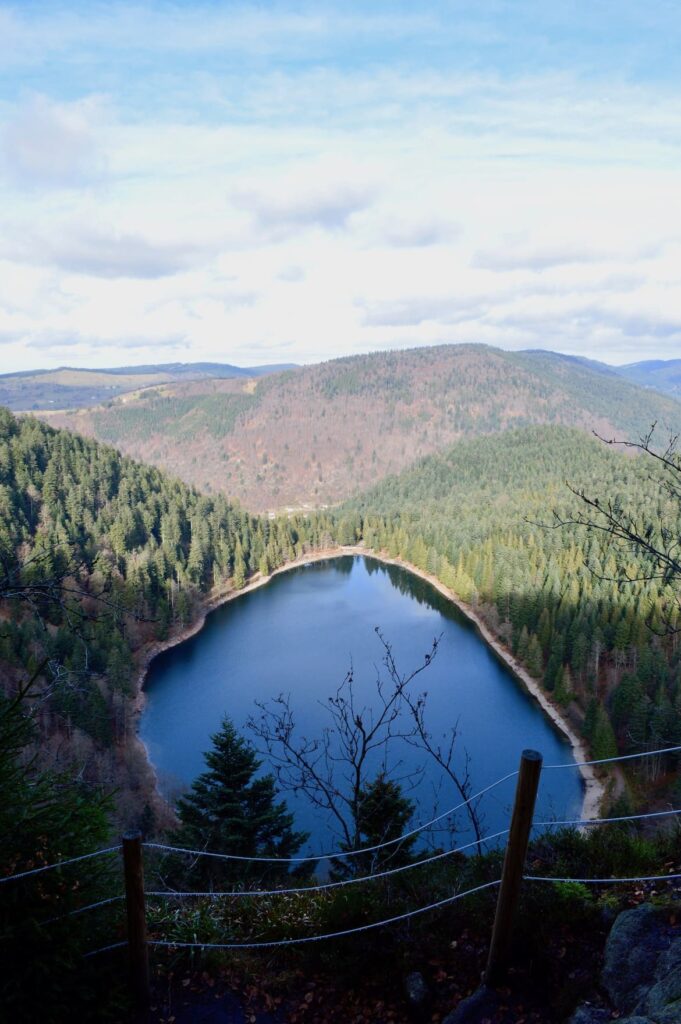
[97,361,297,378]
[614,358,681,397]
[522,349,619,377]
[0,361,297,411]
[39,343,681,512]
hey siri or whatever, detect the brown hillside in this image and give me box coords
[40,344,681,512]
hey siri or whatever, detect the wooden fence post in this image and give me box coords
[122,831,150,1009]
[484,748,543,985]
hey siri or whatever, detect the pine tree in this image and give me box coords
[172,717,307,886]
[332,773,416,878]
[232,540,247,589]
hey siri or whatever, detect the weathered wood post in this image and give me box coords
[485,748,542,985]
[122,831,150,1009]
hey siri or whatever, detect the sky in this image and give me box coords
[1,1,681,371]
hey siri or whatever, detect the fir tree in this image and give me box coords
[172,717,307,886]
[332,773,416,878]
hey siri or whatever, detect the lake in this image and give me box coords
[140,555,583,855]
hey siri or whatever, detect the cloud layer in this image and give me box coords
[0,2,680,369]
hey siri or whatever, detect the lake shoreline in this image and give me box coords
[133,544,605,822]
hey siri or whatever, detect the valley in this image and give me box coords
[5,4,681,1019]
[3,349,681,1023]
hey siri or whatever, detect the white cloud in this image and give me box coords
[2,10,681,370]
[359,296,484,328]
[3,223,218,279]
[27,329,187,352]
[1,94,106,188]
[472,243,606,272]
[231,171,378,240]
[373,217,462,249]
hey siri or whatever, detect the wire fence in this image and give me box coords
[0,845,119,885]
[3,742,681,968]
[143,770,519,866]
[145,829,511,900]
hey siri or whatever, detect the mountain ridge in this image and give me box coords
[0,361,297,411]
[39,342,681,511]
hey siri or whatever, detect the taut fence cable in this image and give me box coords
[146,828,510,900]
[534,806,681,829]
[544,743,681,769]
[0,845,119,885]
[44,894,124,925]
[143,880,503,952]
[526,871,681,885]
[84,941,127,959]
[143,770,519,866]
[12,742,681,1004]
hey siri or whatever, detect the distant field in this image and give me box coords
[44,369,173,389]
[0,361,293,411]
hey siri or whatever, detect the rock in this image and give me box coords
[639,964,681,1020]
[566,1007,612,1024]
[443,985,499,1024]
[653,1011,681,1024]
[656,936,681,978]
[601,905,672,1014]
[638,933,681,1022]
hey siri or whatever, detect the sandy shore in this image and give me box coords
[133,544,606,821]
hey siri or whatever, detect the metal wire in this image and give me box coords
[526,872,681,885]
[144,770,518,865]
[545,744,681,770]
[146,879,502,950]
[534,806,681,829]
[146,828,510,900]
[44,895,124,924]
[83,941,127,958]
[0,846,119,885]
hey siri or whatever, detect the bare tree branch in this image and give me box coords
[247,628,484,874]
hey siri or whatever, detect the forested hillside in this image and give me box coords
[340,426,681,797]
[6,410,681,820]
[616,357,681,397]
[4,413,681,1022]
[0,408,335,823]
[42,344,681,511]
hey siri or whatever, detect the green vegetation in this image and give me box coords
[169,717,308,887]
[3,404,681,1020]
[340,425,681,787]
[144,820,679,1020]
[0,407,336,815]
[93,389,261,444]
[0,684,122,1023]
[41,343,681,510]
[616,356,681,397]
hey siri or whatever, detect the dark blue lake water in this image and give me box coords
[140,556,583,855]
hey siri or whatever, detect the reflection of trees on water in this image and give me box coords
[374,559,466,622]
[302,556,354,578]
[332,556,354,576]
[307,554,474,629]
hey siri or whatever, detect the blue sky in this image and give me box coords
[1,1,680,369]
